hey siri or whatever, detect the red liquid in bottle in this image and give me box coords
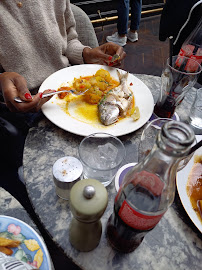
[106,212,148,253]
[106,176,165,253]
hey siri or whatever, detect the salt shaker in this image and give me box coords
[69,178,108,251]
[52,156,83,200]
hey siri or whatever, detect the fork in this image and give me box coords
[14,88,89,103]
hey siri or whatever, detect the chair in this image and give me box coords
[71,4,99,48]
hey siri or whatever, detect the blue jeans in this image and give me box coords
[117,0,142,35]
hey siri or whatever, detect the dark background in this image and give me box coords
[70,0,165,25]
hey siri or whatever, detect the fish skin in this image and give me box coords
[98,70,133,126]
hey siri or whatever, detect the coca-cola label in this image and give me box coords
[118,200,165,230]
[131,171,164,196]
[115,171,164,203]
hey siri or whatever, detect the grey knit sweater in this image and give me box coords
[0,0,87,90]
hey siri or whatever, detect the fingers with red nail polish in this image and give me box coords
[24,93,32,99]
[107,54,121,66]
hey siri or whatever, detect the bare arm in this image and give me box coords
[0,72,53,112]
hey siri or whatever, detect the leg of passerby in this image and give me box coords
[106,0,129,46]
[127,0,142,42]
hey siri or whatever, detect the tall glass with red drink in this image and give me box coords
[154,55,202,118]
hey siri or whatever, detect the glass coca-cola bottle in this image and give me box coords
[106,120,195,253]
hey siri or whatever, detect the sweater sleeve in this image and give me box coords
[64,0,90,65]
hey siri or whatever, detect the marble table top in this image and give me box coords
[0,188,38,228]
[23,74,202,270]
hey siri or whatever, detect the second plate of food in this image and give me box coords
[40,64,154,136]
[0,215,52,269]
[176,135,202,233]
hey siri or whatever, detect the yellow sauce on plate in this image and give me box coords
[55,69,137,126]
[186,155,202,223]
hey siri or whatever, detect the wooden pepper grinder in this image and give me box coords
[69,178,108,252]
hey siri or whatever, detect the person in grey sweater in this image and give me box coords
[0,0,126,184]
[0,0,126,113]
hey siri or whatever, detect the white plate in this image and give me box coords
[0,215,52,269]
[176,135,202,233]
[115,163,137,192]
[40,64,154,137]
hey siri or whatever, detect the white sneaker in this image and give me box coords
[106,32,127,47]
[127,30,138,42]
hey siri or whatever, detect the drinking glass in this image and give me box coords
[189,88,202,130]
[78,132,126,187]
[154,55,202,118]
[138,118,196,171]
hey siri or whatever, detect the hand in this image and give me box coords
[82,42,126,66]
[0,72,53,112]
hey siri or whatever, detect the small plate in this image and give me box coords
[149,112,179,122]
[0,215,52,269]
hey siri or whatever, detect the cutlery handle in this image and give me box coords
[14,88,88,103]
[42,89,73,98]
[14,90,72,103]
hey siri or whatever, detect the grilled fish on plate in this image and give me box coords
[98,70,133,126]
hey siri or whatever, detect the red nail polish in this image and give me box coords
[108,56,113,61]
[39,93,43,98]
[24,93,32,99]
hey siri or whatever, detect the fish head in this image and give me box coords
[99,103,119,126]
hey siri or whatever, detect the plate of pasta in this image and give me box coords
[40,64,154,136]
[0,215,52,269]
